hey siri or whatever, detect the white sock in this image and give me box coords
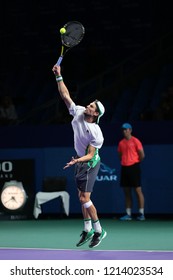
[139,208,144,215]
[84,219,92,232]
[93,220,102,233]
[126,208,132,216]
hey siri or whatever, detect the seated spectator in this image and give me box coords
[0,96,18,125]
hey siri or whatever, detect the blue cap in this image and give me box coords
[121,123,132,130]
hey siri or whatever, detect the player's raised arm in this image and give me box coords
[52,65,73,109]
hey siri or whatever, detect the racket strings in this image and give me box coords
[62,23,85,47]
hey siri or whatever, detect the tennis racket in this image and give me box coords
[56,21,85,66]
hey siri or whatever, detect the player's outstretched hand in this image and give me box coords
[63,157,77,169]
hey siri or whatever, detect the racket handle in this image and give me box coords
[56,56,63,66]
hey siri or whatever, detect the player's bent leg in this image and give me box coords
[76,195,95,247]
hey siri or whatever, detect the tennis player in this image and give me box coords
[52,65,107,248]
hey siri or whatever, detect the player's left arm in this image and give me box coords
[79,145,96,162]
[63,145,96,169]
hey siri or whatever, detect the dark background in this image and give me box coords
[1,0,172,77]
[0,1,173,137]
[1,0,173,125]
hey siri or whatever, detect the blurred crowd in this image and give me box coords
[0,95,18,125]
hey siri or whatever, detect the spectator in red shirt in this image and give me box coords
[117,123,145,221]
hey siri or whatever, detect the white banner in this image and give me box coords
[0,260,172,280]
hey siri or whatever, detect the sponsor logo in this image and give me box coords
[0,161,14,179]
[96,162,117,181]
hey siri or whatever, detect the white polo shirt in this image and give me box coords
[69,102,104,157]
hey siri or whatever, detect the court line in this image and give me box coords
[0,246,173,252]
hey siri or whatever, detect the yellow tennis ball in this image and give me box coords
[60,27,66,34]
